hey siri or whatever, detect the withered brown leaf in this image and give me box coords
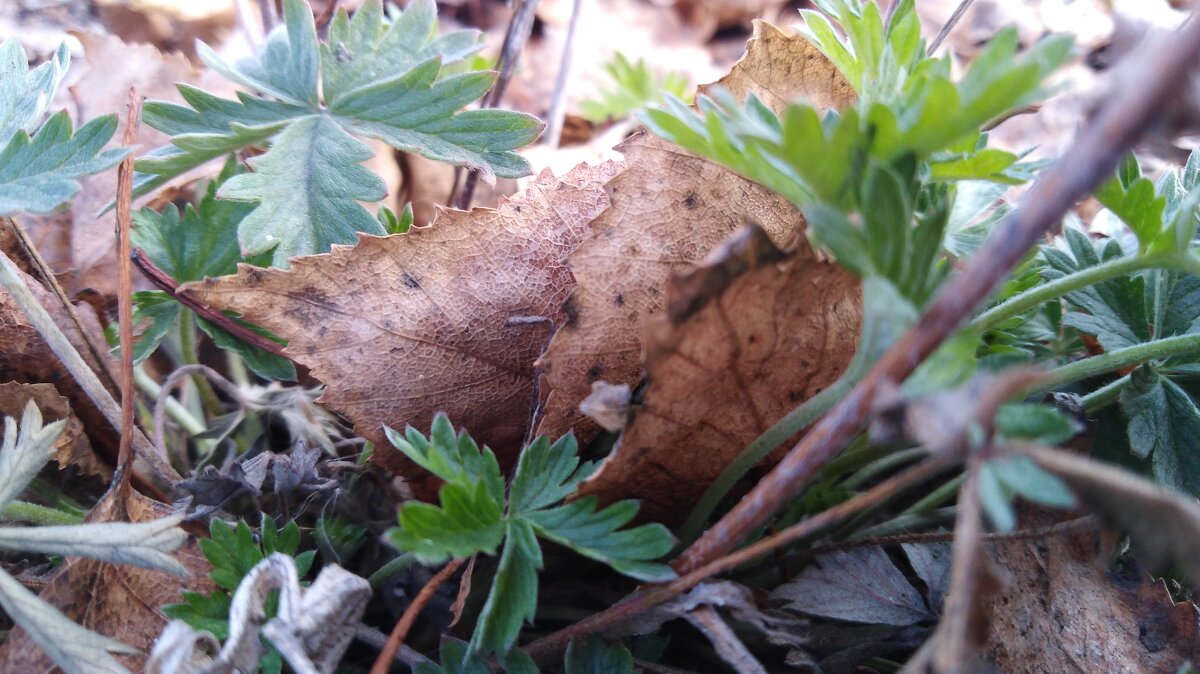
[534,19,855,445]
[983,507,1200,671]
[698,20,856,112]
[181,162,621,492]
[0,487,212,672]
[572,226,860,524]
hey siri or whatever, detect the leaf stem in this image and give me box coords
[367,553,417,589]
[1,501,85,526]
[971,252,1171,332]
[1080,373,1131,414]
[178,309,224,417]
[1039,333,1200,392]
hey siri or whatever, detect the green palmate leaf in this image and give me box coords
[138,0,542,267]
[508,433,592,514]
[995,403,1080,445]
[1119,366,1200,496]
[1095,154,1167,253]
[0,111,128,216]
[219,114,386,263]
[132,156,252,283]
[0,39,69,140]
[579,53,690,123]
[389,481,506,564]
[129,291,181,364]
[0,39,128,216]
[385,417,674,657]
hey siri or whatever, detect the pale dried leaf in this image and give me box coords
[181,162,621,493]
[0,488,213,672]
[572,225,859,524]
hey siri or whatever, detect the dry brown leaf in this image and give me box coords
[0,487,213,672]
[180,162,621,493]
[0,382,110,481]
[698,20,856,113]
[983,510,1200,672]
[572,226,859,524]
[535,20,854,444]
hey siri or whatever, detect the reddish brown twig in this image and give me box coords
[114,88,140,486]
[132,250,290,360]
[522,458,948,661]
[672,7,1200,578]
[370,558,466,674]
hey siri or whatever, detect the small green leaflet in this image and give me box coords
[164,518,314,640]
[578,53,690,123]
[137,0,543,268]
[0,39,128,215]
[979,455,1075,532]
[131,158,294,379]
[386,415,675,658]
[1095,150,1200,256]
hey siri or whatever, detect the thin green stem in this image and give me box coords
[135,366,206,435]
[1080,373,1131,414]
[676,365,863,546]
[1039,333,1200,392]
[842,447,927,489]
[972,253,1169,332]
[899,473,964,517]
[1,501,85,526]
[179,310,223,416]
[368,553,416,589]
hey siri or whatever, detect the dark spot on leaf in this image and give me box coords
[402,272,421,289]
[563,299,580,328]
[682,192,699,209]
[614,293,624,306]
[748,334,757,344]
[788,390,802,402]
[587,364,603,381]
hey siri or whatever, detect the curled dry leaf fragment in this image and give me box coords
[572,225,860,524]
[181,162,621,494]
[535,19,854,446]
